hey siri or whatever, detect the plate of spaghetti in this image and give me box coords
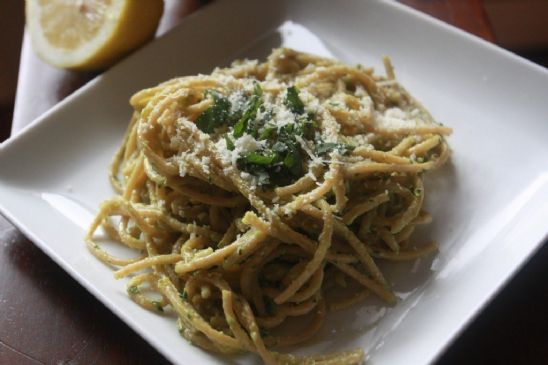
[0,0,547,364]
[86,47,451,364]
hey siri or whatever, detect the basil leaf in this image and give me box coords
[315,142,355,156]
[232,118,246,138]
[233,83,263,138]
[253,82,263,97]
[244,152,277,166]
[296,116,316,140]
[315,142,337,156]
[283,149,302,176]
[259,124,276,140]
[225,135,235,151]
[228,85,319,187]
[236,159,271,186]
[195,91,231,133]
[285,86,305,114]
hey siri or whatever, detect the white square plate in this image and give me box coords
[1,0,547,364]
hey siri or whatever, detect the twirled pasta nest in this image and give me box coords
[86,48,451,364]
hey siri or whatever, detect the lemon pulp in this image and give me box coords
[26,0,164,70]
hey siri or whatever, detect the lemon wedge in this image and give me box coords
[25,0,164,70]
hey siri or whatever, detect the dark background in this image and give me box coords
[0,0,547,364]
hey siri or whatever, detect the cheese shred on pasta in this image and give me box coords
[86,48,451,364]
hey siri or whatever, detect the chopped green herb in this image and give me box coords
[285,86,305,114]
[233,83,263,138]
[296,116,316,140]
[225,134,235,151]
[237,147,302,188]
[253,82,263,97]
[233,118,246,138]
[243,152,277,166]
[259,328,270,337]
[259,124,277,140]
[230,86,322,187]
[179,290,188,301]
[195,90,231,133]
[315,141,355,156]
[127,286,140,295]
[283,148,302,176]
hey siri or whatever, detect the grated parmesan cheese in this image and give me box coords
[229,90,246,113]
[215,132,265,176]
[234,134,263,154]
[273,104,296,132]
[373,107,422,130]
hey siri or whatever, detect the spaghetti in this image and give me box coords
[86,48,451,364]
